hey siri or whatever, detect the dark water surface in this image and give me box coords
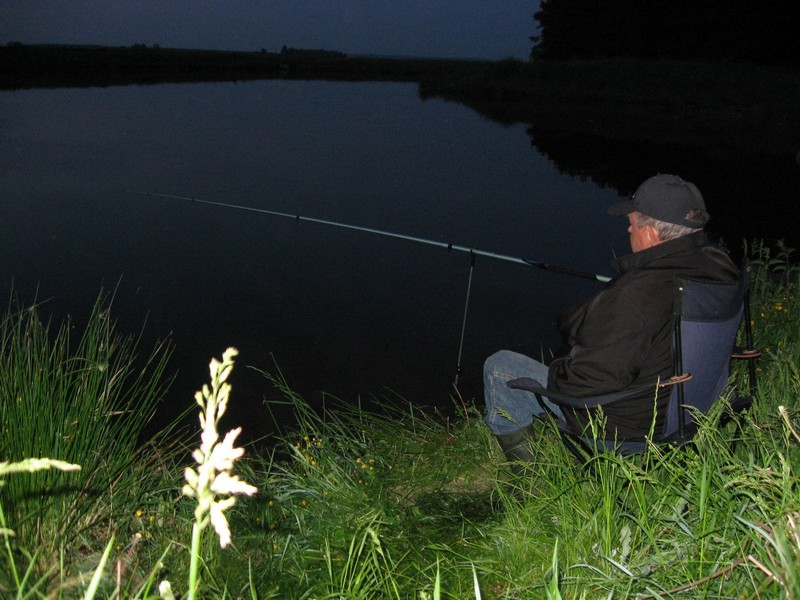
[1,80,794,443]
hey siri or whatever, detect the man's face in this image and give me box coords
[627,212,657,253]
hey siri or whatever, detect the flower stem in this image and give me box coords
[187,520,202,600]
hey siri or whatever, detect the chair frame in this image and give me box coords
[508,261,760,457]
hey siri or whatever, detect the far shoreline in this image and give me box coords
[2,43,798,162]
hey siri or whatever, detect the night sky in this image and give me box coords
[1,1,540,60]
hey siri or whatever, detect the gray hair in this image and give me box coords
[635,211,702,241]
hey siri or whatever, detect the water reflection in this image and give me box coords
[3,79,790,442]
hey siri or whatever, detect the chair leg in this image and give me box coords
[494,423,538,499]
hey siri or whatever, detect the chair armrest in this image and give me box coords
[507,377,657,410]
[732,347,761,360]
[659,373,692,387]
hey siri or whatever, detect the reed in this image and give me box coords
[0,290,175,585]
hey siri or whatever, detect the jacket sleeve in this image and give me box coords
[547,286,651,398]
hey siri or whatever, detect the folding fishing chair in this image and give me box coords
[507,262,760,457]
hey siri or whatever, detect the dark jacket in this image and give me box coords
[547,231,739,440]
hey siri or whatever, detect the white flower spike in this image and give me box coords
[183,347,257,554]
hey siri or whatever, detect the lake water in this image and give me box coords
[1,80,796,442]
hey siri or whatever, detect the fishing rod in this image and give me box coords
[136,192,613,283]
[138,191,612,387]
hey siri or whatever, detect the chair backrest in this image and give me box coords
[662,275,746,439]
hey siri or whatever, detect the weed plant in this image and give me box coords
[1,240,798,598]
[224,368,497,597]
[0,292,177,594]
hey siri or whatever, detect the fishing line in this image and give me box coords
[454,250,476,386]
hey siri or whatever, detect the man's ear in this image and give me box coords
[646,225,662,245]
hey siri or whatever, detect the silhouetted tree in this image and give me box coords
[532,0,798,68]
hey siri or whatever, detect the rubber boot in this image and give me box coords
[494,423,538,500]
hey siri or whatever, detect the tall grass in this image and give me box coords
[0,291,175,584]
[1,240,798,597]
[244,241,800,597]
[234,368,497,597]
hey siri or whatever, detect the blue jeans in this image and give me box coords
[483,349,565,435]
[483,349,649,454]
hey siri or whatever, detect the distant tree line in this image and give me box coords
[532,0,798,68]
[279,46,347,59]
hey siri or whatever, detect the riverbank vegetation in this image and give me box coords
[0,43,491,88]
[1,241,799,598]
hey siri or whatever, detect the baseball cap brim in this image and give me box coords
[607,200,637,216]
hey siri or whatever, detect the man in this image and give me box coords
[484,174,739,467]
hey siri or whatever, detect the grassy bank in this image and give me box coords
[2,241,799,598]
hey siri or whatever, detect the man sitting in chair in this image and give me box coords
[484,174,740,469]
